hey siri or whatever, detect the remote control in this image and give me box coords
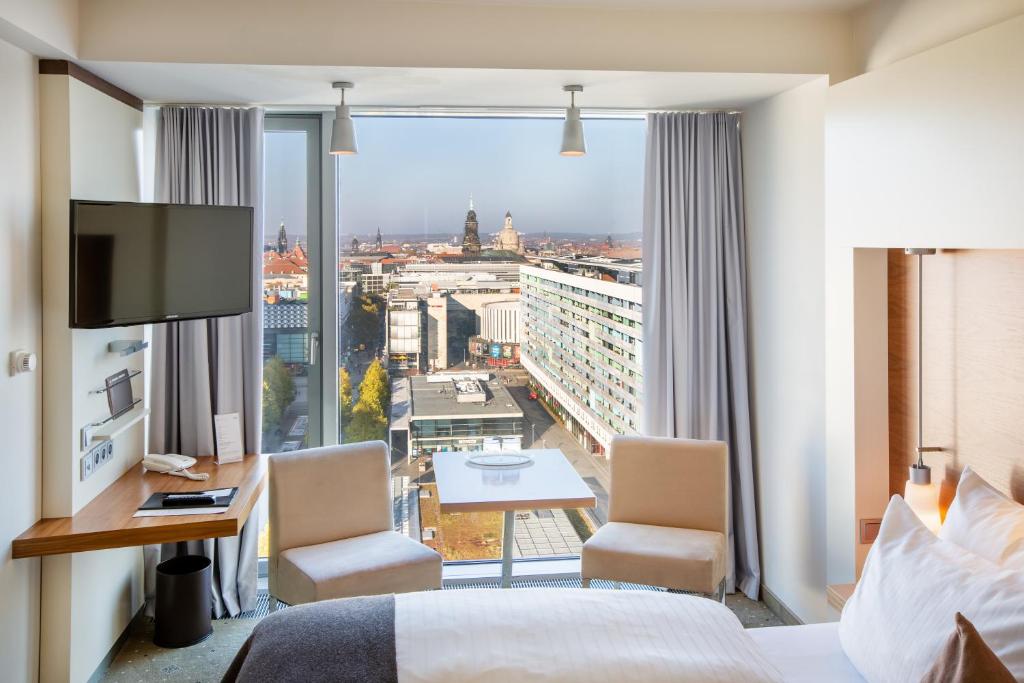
[162,495,216,507]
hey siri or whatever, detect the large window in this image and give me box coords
[334,115,645,563]
[262,112,643,566]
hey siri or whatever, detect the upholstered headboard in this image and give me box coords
[888,248,1024,506]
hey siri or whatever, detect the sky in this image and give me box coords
[264,116,645,243]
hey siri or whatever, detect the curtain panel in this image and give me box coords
[146,106,265,618]
[641,112,761,599]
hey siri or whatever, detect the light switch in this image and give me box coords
[860,518,882,544]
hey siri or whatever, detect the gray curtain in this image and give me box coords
[641,112,761,600]
[146,106,264,618]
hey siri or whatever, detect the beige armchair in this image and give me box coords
[581,436,728,600]
[268,441,442,609]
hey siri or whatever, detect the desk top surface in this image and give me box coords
[433,449,596,513]
[13,454,266,558]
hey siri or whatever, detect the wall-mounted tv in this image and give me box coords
[70,200,254,328]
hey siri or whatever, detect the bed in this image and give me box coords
[223,588,863,683]
[748,623,864,683]
[225,466,1024,683]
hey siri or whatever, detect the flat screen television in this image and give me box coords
[70,200,254,328]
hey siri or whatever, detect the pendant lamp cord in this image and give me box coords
[917,252,924,468]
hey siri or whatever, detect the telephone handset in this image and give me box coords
[142,453,210,481]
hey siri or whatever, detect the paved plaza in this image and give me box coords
[512,508,584,558]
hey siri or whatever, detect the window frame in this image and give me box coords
[264,113,333,447]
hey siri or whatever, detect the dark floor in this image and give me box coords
[102,583,783,682]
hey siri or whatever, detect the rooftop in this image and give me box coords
[530,255,643,287]
[410,373,524,420]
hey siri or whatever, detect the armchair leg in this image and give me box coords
[715,580,726,604]
[269,596,279,613]
[581,578,591,589]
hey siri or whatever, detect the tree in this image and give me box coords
[338,367,353,431]
[342,283,386,352]
[262,357,295,432]
[344,359,391,444]
[345,402,387,443]
[358,359,391,419]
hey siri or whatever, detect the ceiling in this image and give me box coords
[81,62,818,110]
[389,0,868,9]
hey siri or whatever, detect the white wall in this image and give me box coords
[824,14,1024,591]
[742,77,830,624]
[39,74,146,683]
[829,15,1024,249]
[0,0,77,57]
[852,0,1024,73]
[0,36,42,683]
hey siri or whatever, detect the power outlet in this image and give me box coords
[80,441,114,481]
[80,452,94,481]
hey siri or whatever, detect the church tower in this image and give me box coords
[276,221,288,254]
[461,196,481,255]
[375,227,383,252]
[351,236,359,252]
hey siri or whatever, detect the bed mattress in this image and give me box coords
[748,622,865,683]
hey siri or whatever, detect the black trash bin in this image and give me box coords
[154,554,213,648]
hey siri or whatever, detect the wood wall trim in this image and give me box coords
[888,248,1024,505]
[39,59,143,112]
[826,583,855,613]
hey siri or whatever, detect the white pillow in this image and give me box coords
[838,495,1024,683]
[939,466,1024,568]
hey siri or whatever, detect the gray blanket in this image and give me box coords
[222,595,397,683]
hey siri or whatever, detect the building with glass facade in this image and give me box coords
[407,373,523,458]
[263,300,309,365]
[519,263,642,455]
[386,288,424,372]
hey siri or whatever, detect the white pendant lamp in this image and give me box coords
[903,247,942,533]
[330,81,358,156]
[560,85,586,157]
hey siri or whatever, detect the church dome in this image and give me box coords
[494,211,523,254]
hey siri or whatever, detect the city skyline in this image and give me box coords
[266,116,645,239]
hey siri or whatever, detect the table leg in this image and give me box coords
[501,510,515,588]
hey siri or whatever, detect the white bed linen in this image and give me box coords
[840,495,1024,683]
[748,623,865,683]
[395,588,783,683]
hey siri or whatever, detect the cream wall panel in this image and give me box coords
[78,0,859,81]
[39,73,146,683]
[67,77,145,514]
[0,36,42,683]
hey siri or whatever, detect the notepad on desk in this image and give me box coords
[133,487,238,517]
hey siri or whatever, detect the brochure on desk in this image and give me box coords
[133,487,238,518]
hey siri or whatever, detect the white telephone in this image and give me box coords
[142,453,210,481]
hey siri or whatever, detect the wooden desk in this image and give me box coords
[13,454,266,559]
[827,583,856,612]
[433,449,596,587]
